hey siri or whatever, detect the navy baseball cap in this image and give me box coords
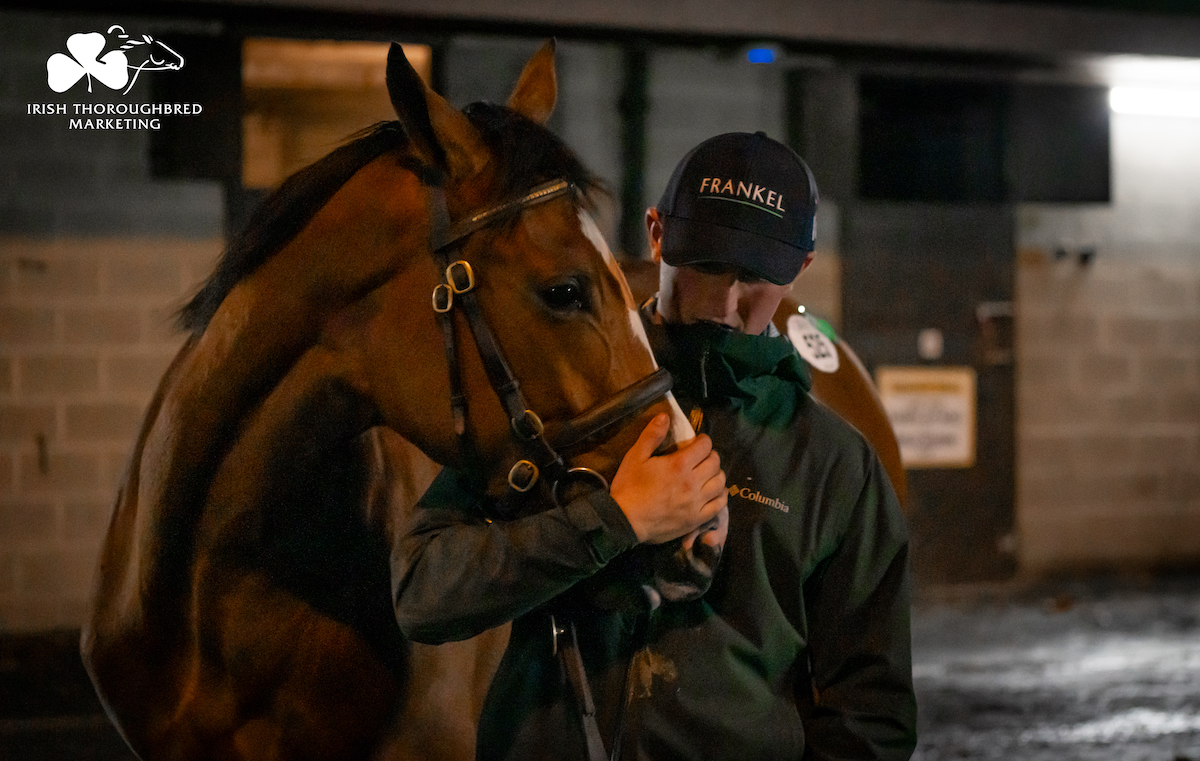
[657,131,818,285]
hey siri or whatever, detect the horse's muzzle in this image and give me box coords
[542,368,674,456]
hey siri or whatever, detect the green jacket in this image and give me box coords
[393,314,917,760]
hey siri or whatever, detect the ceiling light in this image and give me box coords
[1109,86,1200,118]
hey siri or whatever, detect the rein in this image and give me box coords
[419,168,673,504]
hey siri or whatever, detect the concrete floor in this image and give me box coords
[912,573,1200,761]
[3,573,1199,760]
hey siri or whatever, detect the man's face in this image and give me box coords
[646,208,805,335]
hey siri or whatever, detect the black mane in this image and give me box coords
[178,104,600,335]
[177,121,411,334]
[461,101,600,202]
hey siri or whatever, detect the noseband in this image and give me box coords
[420,167,673,503]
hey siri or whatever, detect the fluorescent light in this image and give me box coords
[1098,55,1200,87]
[1109,86,1200,118]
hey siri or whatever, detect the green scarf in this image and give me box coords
[645,312,812,430]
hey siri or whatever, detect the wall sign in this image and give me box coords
[876,366,976,469]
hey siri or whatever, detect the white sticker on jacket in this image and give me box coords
[786,313,840,374]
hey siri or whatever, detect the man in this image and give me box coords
[394,132,916,760]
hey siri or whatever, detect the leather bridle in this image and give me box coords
[420,167,673,505]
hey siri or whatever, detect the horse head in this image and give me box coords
[177,40,689,508]
[370,41,693,502]
[102,25,184,94]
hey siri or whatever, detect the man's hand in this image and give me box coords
[610,413,727,544]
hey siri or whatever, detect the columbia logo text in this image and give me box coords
[698,178,785,214]
[728,485,790,513]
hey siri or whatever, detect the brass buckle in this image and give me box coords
[512,409,545,441]
[432,283,453,313]
[508,459,539,492]
[447,260,475,294]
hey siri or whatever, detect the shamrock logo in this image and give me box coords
[46,26,184,95]
[47,32,129,93]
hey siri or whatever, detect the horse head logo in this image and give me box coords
[47,25,184,95]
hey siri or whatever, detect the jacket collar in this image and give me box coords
[640,299,812,409]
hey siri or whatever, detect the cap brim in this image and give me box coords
[659,214,806,286]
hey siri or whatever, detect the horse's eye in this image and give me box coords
[541,280,588,313]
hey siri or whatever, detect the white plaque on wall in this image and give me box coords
[876,366,977,469]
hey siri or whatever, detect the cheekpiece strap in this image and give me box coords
[421,170,575,482]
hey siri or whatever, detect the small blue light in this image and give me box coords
[747,48,775,64]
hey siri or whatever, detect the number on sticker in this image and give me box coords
[804,331,831,358]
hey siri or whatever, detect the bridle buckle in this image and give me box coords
[512,409,545,441]
[508,459,540,492]
[447,260,475,294]
[432,283,454,313]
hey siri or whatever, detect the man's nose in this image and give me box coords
[691,271,742,326]
[713,278,745,325]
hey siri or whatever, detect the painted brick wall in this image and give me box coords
[1015,111,1200,574]
[0,238,221,630]
[1,9,222,631]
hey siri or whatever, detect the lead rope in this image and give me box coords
[553,605,651,761]
[554,616,611,761]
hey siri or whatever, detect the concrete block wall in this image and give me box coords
[0,238,221,630]
[1,9,222,631]
[1015,111,1200,574]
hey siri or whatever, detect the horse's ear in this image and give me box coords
[386,43,486,180]
[506,39,557,125]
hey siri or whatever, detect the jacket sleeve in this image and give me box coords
[798,454,918,760]
[391,468,640,644]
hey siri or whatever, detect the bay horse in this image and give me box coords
[82,41,698,761]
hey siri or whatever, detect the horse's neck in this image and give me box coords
[105,158,442,622]
[160,153,440,490]
[107,336,358,607]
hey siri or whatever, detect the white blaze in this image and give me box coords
[577,209,695,443]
